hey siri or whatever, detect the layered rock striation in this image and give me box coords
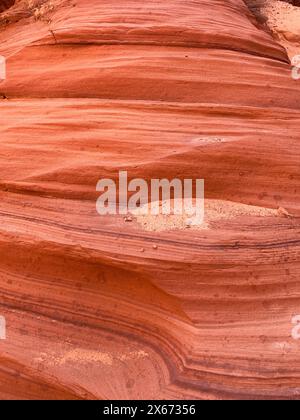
[0,0,299,400]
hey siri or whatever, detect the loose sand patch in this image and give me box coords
[131,199,284,232]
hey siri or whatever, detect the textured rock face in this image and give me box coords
[246,0,300,57]
[0,0,299,400]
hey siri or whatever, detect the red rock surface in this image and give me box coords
[247,0,300,58]
[0,0,14,11]
[0,0,299,400]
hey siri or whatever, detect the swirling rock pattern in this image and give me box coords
[0,0,299,400]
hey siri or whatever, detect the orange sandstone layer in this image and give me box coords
[0,0,299,400]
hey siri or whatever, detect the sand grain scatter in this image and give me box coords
[132,199,281,232]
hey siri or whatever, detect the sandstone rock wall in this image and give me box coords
[0,0,299,400]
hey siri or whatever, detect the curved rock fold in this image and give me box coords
[0,0,299,400]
